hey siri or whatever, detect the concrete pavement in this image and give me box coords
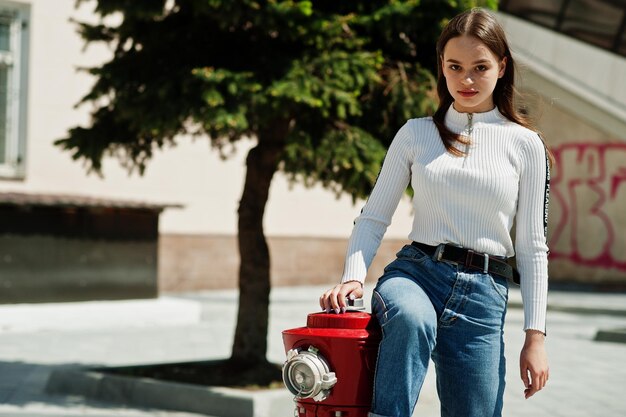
[0,285,625,416]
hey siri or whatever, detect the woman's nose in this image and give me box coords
[461,74,474,85]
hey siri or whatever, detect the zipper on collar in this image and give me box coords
[462,113,473,167]
[466,113,474,135]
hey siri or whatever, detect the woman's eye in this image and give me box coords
[476,65,488,71]
[449,65,460,71]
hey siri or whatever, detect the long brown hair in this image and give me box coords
[433,8,554,165]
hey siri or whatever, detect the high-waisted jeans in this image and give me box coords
[368,244,508,417]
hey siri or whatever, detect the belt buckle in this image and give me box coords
[466,249,489,273]
[433,244,445,262]
[483,253,489,273]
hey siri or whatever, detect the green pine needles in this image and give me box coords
[59,0,494,198]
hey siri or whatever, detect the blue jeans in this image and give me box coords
[368,244,508,417]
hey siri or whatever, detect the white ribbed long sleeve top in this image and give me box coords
[341,104,550,332]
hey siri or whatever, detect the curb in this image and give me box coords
[594,328,626,344]
[507,301,626,317]
[45,367,294,417]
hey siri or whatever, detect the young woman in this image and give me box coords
[320,8,550,417]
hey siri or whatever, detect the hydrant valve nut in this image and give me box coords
[321,372,337,389]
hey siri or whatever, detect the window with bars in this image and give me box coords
[0,7,27,179]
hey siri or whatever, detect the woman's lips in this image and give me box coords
[458,90,478,98]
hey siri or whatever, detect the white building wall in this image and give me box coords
[0,0,414,239]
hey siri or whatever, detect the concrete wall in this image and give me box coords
[0,201,161,303]
[503,8,626,286]
[522,90,626,284]
[497,12,626,128]
[0,236,157,303]
[159,234,407,292]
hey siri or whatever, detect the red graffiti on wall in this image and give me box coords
[549,143,626,270]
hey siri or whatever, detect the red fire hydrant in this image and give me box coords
[282,299,381,417]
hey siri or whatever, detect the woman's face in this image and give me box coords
[441,35,506,113]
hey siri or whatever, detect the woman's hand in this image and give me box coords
[319,281,364,314]
[519,329,549,399]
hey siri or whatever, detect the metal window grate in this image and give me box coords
[0,8,23,176]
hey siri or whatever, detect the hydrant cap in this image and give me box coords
[282,346,337,402]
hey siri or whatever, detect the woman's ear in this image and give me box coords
[498,57,507,78]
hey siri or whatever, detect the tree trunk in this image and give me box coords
[231,119,290,365]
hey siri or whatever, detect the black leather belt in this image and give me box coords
[411,242,520,285]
